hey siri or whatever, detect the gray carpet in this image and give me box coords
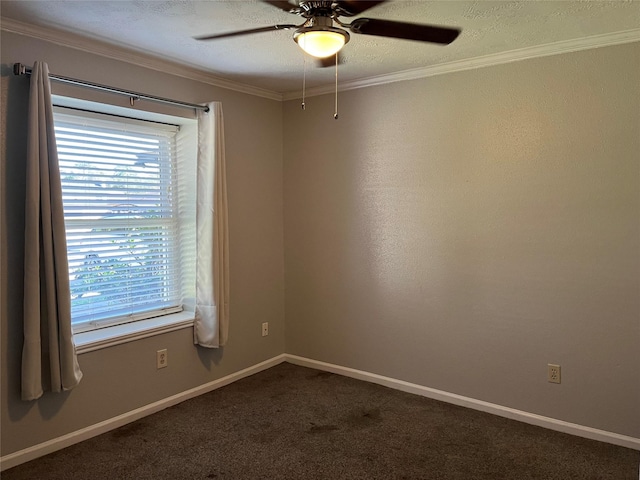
[4,362,639,479]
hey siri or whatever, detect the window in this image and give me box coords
[53,102,196,334]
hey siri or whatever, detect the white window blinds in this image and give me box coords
[54,109,183,329]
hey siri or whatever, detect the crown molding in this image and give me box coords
[3,17,638,103]
[0,18,283,102]
[282,29,640,100]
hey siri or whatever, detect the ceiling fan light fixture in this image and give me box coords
[294,27,350,58]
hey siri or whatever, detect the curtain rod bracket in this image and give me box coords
[13,63,27,76]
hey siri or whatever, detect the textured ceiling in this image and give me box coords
[2,0,639,94]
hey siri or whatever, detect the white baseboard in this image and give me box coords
[284,354,640,451]
[0,354,287,471]
[3,352,638,472]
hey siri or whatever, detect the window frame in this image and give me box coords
[52,95,197,351]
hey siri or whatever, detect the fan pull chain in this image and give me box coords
[301,51,306,110]
[334,53,339,120]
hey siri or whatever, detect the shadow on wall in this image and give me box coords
[197,345,225,370]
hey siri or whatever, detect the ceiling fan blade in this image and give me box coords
[335,1,388,16]
[194,24,298,41]
[262,1,299,13]
[349,18,460,44]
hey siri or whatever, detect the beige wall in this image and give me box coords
[1,29,638,458]
[283,43,640,438]
[1,31,285,456]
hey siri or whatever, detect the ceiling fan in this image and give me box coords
[194,0,461,60]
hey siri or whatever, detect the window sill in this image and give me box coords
[74,311,195,354]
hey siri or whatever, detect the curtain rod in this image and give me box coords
[13,63,209,113]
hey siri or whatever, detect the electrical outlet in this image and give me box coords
[548,364,561,384]
[262,322,269,337]
[157,349,168,369]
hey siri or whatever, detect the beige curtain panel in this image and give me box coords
[194,102,230,347]
[22,61,83,401]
